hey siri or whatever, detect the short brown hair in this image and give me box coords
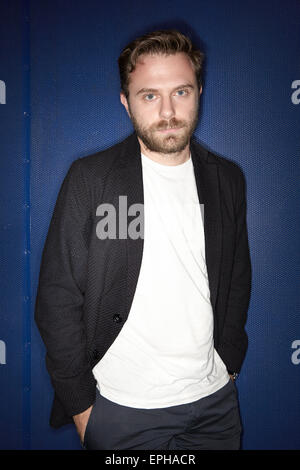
[118,29,204,98]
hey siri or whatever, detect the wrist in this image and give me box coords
[228,371,239,381]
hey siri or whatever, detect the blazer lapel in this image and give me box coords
[191,141,222,312]
[112,133,145,318]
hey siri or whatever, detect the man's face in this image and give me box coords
[120,52,202,155]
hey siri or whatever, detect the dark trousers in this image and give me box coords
[83,379,242,450]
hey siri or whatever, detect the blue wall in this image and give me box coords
[0,0,299,449]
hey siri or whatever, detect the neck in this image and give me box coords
[138,137,191,166]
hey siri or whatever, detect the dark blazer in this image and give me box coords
[35,132,251,428]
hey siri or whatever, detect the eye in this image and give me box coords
[176,89,188,96]
[144,93,156,101]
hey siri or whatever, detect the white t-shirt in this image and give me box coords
[92,152,229,408]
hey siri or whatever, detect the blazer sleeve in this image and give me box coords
[218,168,252,373]
[34,159,96,418]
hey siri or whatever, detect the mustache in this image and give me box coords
[151,118,186,131]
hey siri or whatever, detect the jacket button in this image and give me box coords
[113,314,123,323]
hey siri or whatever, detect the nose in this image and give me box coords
[159,95,175,120]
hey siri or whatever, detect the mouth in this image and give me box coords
[157,127,183,133]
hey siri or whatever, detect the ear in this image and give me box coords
[199,86,202,96]
[120,92,130,117]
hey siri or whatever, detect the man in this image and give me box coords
[35,29,251,450]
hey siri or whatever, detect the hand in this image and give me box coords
[73,405,93,444]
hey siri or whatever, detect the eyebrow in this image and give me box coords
[136,83,195,96]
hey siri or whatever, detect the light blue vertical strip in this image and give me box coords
[22,0,31,450]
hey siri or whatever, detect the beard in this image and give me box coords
[128,104,199,155]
